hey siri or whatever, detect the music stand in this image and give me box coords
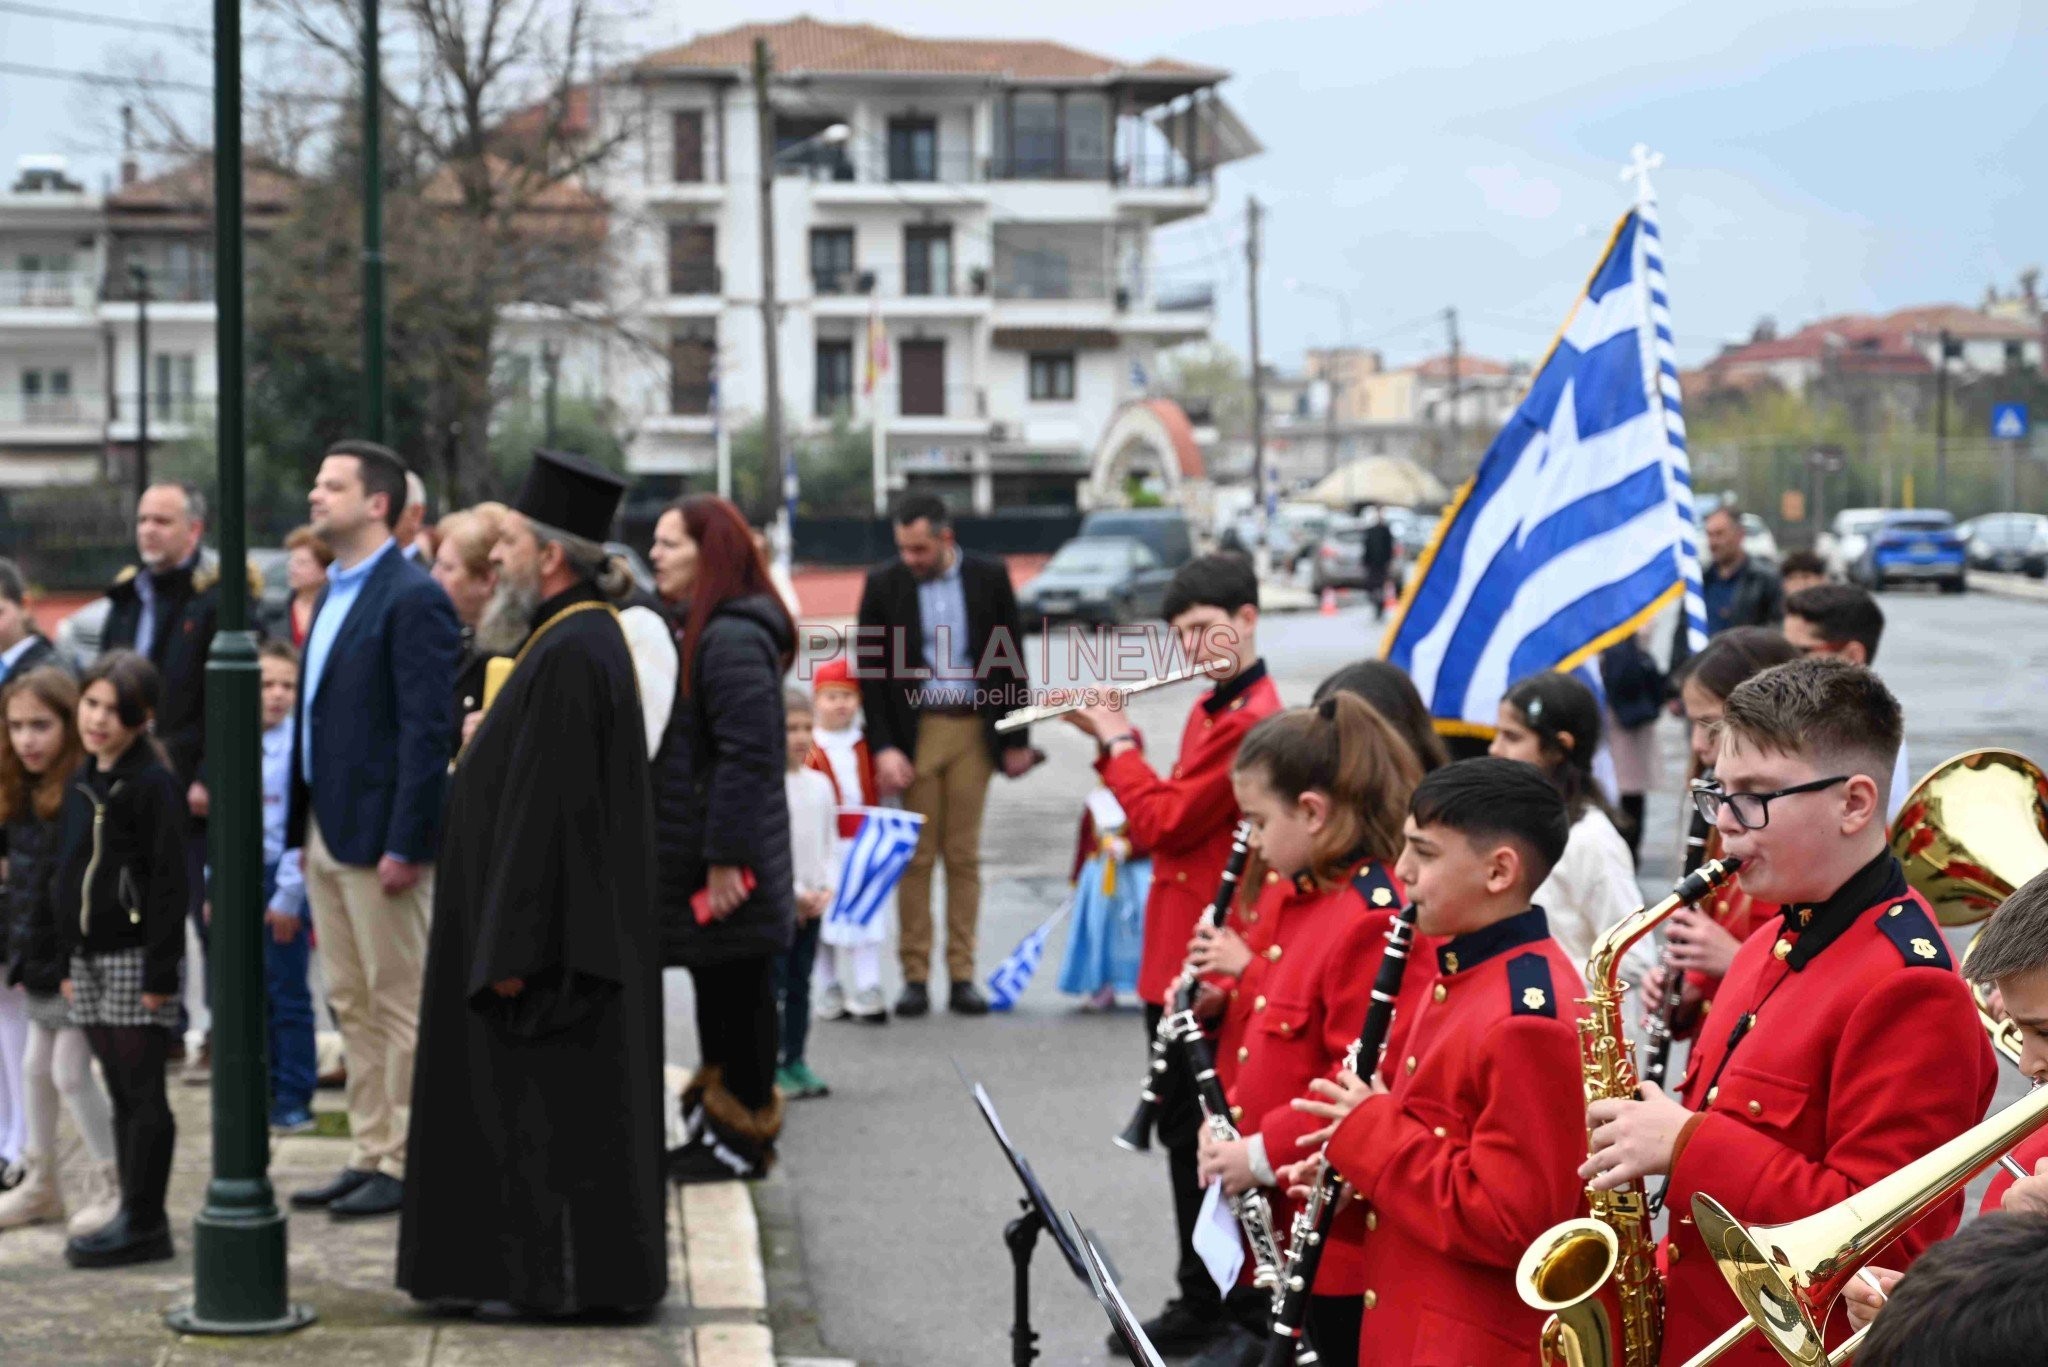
[1075,1227,1168,1367]
[967,1079,1090,1366]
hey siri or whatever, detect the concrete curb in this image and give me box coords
[1971,570,2048,603]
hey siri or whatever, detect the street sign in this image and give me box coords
[1992,403,2030,440]
[1807,444,1847,474]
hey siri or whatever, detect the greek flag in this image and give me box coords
[1384,177,1705,734]
[824,808,925,933]
[986,900,1072,1012]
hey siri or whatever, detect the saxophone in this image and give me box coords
[1514,856,1743,1367]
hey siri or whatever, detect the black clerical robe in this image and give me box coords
[397,582,667,1313]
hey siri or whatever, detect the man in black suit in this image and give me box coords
[854,494,1035,1018]
[0,558,62,682]
[283,440,460,1221]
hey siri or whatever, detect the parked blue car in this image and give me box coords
[1852,510,1967,593]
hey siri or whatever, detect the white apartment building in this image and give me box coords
[580,17,1254,513]
[0,155,290,491]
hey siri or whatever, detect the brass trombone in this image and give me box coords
[1675,747,2048,1366]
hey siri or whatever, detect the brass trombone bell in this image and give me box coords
[1890,748,2048,929]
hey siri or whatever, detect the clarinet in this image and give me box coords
[1170,971,1286,1292]
[1115,821,1254,1153]
[1262,899,1421,1367]
[1641,779,1714,1089]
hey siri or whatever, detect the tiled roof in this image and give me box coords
[106,158,295,212]
[1872,303,2041,342]
[636,16,1224,84]
[1413,353,1516,379]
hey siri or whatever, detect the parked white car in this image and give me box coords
[1818,508,1889,581]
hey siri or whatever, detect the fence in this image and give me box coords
[1693,435,2047,544]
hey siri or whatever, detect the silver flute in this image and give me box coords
[993,658,1229,733]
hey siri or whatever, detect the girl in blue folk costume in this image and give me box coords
[1058,738,1152,1010]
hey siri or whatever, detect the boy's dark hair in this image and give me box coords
[1957,866,2048,984]
[784,685,813,715]
[1313,659,1448,773]
[893,492,951,531]
[1409,757,1571,892]
[325,439,410,531]
[1162,552,1259,623]
[258,638,301,668]
[1857,1212,2048,1367]
[1785,583,1886,663]
[0,557,26,608]
[1681,625,1800,702]
[1778,548,1827,580]
[1719,656,1901,784]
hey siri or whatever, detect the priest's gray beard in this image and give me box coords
[477,565,541,656]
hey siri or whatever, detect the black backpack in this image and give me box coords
[1600,639,1666,729]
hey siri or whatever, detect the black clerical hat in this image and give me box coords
[513,448,626,543]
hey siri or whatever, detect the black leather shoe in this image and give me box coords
[1187,1323,1266,1367]
[65,1211,174,1268]
[895,982,930,1018]
[291,1167,375,1209]
[328,1172,404,1220]
[1107,1298,1227,1358]
[948,981,990,1016]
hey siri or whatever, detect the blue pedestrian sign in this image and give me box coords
[1992,403,2030,440]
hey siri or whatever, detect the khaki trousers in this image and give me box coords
[897,713,996,985]
[303,814,432,1180]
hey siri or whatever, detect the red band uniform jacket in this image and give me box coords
[1097,660,1283,1006]
[1658,852,1998,1365]
[1323,908,1588,1365]
[1221,858,1415,1297]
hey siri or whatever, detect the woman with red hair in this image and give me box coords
[648,495,799,1184]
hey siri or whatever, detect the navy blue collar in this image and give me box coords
[1778,849,1904,970]
[1202,657,1268,715]
[1436,906,1549,976]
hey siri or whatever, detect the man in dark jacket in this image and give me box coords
[853,494,1035,1019]
[1359,503,1396,621]
[101,482,220,1061]
[0,558,62,683]
[1670,502,1784,674]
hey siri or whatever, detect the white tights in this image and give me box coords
[814,942,882,995]
[0,985,25,1166]
[23,1020,118,1165]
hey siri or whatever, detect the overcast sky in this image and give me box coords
[4,0,2042,370]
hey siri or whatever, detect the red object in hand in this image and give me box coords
[692,868,757,925]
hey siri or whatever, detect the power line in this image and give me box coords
[0,57,353,104]
[0,0,208,38]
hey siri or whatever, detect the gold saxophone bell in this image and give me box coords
[1516,1219,1619,1367]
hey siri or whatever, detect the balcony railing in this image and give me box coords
[669,383,715,417]
[110,392,209,424]
[1150,282,1216,312]
[0,271,97,309]
[813,268,993,300]
[0,391,100,425]
[104,269,215,304]
[667,263,722,296]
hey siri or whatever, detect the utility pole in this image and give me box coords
[753,38,785,522]
[1934,327,1952,509]
[1246,196,1266,546]
[361,0,385,440]
[130,264,150,501]
[1445,306,1462,471]
[165,0,312,1334]
[540,340,561,447]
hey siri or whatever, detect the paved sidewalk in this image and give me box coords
[0,1072,778,1367]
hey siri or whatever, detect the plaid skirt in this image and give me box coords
[69,948,181,1030]
[24,989,73,1030]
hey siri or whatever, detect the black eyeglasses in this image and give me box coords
[1691,775,1849,831]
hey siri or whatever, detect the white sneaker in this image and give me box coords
[66,1160,121,1238]
[815,983,849,1021]
[849,987,890,1023]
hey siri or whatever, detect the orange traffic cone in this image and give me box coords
[1320,586,1339,615]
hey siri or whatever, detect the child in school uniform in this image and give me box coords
[777,688,837,1099]
[51,650,189,1268]
[257,641,318,1134]
[806,658,892,1024]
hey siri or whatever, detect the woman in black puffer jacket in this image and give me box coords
[648,495,796,1184]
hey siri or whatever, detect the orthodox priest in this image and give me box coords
[397,448,666,1318]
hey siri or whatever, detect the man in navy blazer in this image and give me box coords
[281,439,459,1221]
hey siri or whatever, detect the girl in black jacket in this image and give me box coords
[52,651,188,1267]
[0,668,120,1236]
[649,496,797,1185]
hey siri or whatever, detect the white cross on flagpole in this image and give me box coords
[1621,143,1663,207]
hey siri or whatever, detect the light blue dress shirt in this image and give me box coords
[916,550,975,708]
[263,718,305,918]
[299,536,395,784]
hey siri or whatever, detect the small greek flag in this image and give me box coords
[1129,357,1149,391]
[824,808,924,933]
[1384,150,1705,735]
[986,900,1072,1012]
